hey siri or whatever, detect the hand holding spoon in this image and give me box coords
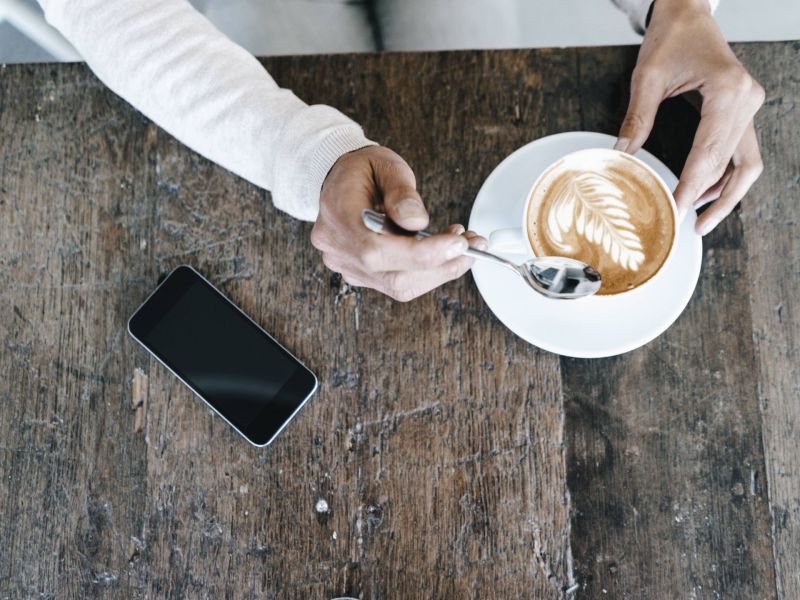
[362,209,602,300]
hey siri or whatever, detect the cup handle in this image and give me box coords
[489,228,527,252]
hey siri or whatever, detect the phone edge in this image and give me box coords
[126,264,318,449]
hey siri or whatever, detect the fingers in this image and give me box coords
[324,227,488,302]
[314,145,489,301]
[694,163,734,210]
[374,231,488,302]
[315,149,465,273]
[463,229,488,249]
[341,274,368,287]
[674,81,764,218]
[377,258,472,301]
[616,69,665,154]
[694,123,763,235]
[374,156,430,231]
[444,223,465,236]
[319,225,473,280]
[357,230,468,272]
[673,105,747,217]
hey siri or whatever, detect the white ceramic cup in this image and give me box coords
[489,148,680,299]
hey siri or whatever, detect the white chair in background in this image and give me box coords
[0,0,79,61]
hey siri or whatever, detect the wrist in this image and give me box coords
[273,125,376,222]
[652,0,713,18]
[312,130,376,209]
[647,0,717,34]
[322,145,376,191]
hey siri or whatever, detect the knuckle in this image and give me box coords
[382,273,415,302]
[750,82,766,108]
[395,184,421,203]
[376,157,416,186]
[416,244,439,267]
[721,65,751,90]
[392,160,417,185]
[700,141,727,172]
[442,260,466,283]
[320,252,338,271]
[631,65,660,88]
[630,67,645,87]
[446,261,466,281]
[393,288,416,303]
[341,274,362,287]
[747,157,764,179]
[621,112,647,132]
[719,67,762,106]
[382,270,402,292]
[309,226,326,250]
[733,70,752,92]
[359,244,383,272]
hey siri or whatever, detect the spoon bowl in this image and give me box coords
[518,256,602,299]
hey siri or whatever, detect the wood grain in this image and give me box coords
[0,43,797,599]
[562,45,780,599]
[0,63,154,598]
[0,52,574,599]
[738,41,800,600]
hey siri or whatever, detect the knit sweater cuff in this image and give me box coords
[272,124,376,222]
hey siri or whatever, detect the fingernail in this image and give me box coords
[698,217,719,236]
[473,238,489,251]
[396,198,425,219]
[614,137,630,153]
[446,239,468,260]
[453,224,466,235]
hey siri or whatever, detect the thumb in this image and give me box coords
[375,157,429,231]
[615,72,664,154]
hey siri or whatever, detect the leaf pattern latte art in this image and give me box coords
[546,172,645,271]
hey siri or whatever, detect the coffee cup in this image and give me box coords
[489,148,679,298]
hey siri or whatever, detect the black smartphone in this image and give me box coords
[127,265,317,447]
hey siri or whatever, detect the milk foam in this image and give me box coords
[527,150,675,295]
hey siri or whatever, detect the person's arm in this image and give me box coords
[612,0,764,236]
[39,0,486,300]
[38,0,375,221]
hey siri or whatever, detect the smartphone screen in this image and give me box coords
[128,265,317,446]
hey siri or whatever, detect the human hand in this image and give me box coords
[311,146,487,301]
[615,0,765,235]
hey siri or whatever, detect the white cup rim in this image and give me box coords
[520,147,680,299]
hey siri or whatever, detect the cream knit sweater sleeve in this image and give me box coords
[39,0,719,221]
[37,0,376,221]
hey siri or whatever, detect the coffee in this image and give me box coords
[527,149,675,295]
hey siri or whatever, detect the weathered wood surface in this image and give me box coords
[738,42,800,600]
[561,44,797,599]
[0,43,797,599]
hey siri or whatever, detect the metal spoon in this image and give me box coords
[362,209,602,300]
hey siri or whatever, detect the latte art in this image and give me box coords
[546,171,645,271]
[527,150,676,295]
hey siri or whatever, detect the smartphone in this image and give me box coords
[127,265,317,447]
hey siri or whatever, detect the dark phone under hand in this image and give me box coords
[127,265,317,447]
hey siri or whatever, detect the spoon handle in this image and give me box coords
[361,209,517,271]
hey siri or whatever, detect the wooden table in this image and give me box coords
[1,42,797,599]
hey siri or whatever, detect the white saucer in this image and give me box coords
[468,132,703,358]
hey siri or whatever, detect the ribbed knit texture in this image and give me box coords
[38,0,717,220]
[38,0,375,221]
